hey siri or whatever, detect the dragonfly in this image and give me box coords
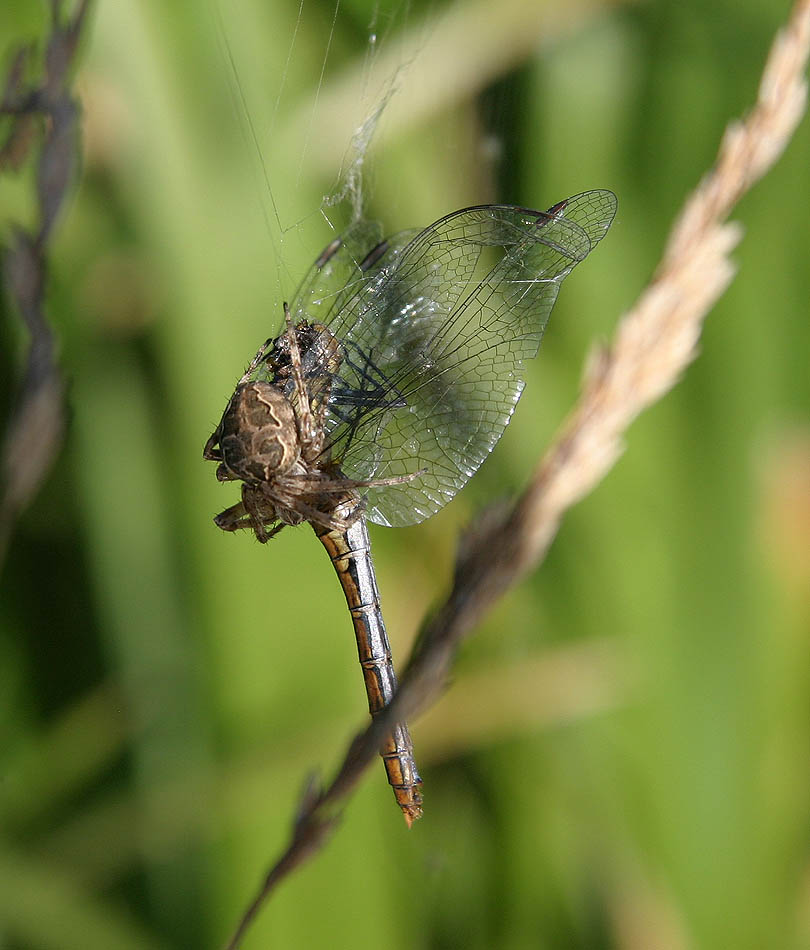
[204,189,617,825]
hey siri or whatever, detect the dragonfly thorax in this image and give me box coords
[217,382,299,484]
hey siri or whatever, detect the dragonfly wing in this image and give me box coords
[322,191,617,527]
[288,218,420,330]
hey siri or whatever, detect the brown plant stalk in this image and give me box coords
[0,0,89,569]
[223,2,810,946]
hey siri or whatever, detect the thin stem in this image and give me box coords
[222,1,810,945]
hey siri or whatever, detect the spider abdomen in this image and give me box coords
[218,382,299,483]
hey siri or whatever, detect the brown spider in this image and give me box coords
[204,305,415,542]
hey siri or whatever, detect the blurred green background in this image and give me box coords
[2,0,809,948]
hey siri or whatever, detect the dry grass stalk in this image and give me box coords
[224,2,810,945]
[396,0,810,722]
[0,1,89,568]
[513,0,810,576]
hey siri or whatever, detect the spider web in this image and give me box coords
[208,0,616,528]
[213,0,431,317]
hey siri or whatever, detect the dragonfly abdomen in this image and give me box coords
[313,501,423,826]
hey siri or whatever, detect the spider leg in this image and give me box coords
[203,430,222,461]
[283,302,316,448]
[237,337,274,386]
[287,469,425,493]
[292,496,360,532]
[213,500,252,531]
[336,469,425,490]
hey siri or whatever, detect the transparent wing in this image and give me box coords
[288,218,420,330]
[299,190,617,527]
